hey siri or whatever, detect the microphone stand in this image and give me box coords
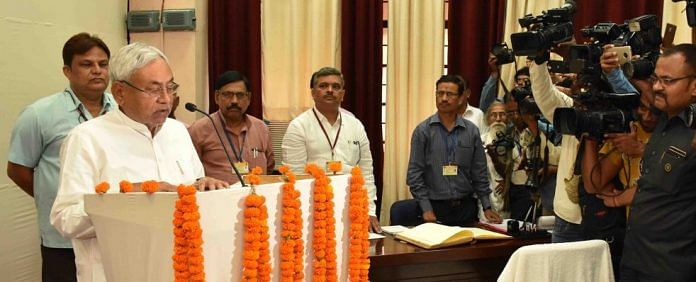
[185,103,247,187]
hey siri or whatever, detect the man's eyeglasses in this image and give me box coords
[218,91,249,100]
[648,74,696,87]
[119,80,179,97]
[435,91,461,99]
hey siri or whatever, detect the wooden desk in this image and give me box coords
[369,235,549,281]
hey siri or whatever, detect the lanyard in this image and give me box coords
[65,89,90,123]
[312,108,342,159]
[218,114,246,162]
[439,125,457,164]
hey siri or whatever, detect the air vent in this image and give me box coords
[127,11,160,32]
[163,9,196,31]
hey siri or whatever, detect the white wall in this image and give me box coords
[0,1,127,280]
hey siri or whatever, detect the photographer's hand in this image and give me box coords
[601,44,620,74]
[488,54,500,77]
[605,122,644,157]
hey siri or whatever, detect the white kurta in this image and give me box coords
[281,107,377,216]
[50,109,204,282]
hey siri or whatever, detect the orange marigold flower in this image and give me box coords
[95,182,110,194]
[141,180,159,193]
[251,166,263,175]
[119,180,133,193]
[328,161,342,173]
[279,165,290,174]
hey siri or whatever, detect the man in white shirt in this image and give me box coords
[50,42,228,282]
[282,66,381,232]
[455,75,486,134]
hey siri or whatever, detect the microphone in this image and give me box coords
[185,102,247,187]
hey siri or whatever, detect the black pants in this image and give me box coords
[41,245,77,282]
[417,197,478,227]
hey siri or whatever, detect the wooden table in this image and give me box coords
[368,234,549,281]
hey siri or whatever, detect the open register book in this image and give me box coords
[395,222,512,249]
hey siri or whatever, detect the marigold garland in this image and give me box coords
[278,165,304,282]
[119,180,133,193]
[95,182,109,194]
[172,184,205,282]
[141,180,159,193]
[305,164,337,282]
[242,167,271,282]
[348,166,370,281]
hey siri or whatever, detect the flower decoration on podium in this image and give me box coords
[278,165,304,281]
[306,163,338,282]
[172,184,205,282]
[242,166,271,281]
[119,180,133,193]
[94,182,109,194]
[348,166,370,281]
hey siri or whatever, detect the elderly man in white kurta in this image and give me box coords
[50,42,227,282]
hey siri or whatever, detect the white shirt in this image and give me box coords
[461,104,486,136]
[530,61,582,224]
[282,107,377,216]
[50,109,204,282]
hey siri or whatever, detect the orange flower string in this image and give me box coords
[172,185,205,282]
[141,180,159,193]
[242,167,271,282]
[348,167,370,281]
[278,165,304,282]
[94,182,109,194]
[119,180,133,193]
[305,164,337,282]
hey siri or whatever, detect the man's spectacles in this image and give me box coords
[435,91,461,99]
[218,91,249,100]
[648,74,696,87]
[119,80,179,97]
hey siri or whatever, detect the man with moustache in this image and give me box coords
[480,101,512,219]
[407,74,502,226]
[620,44,696,281]
[282,66,381,232]
[188,71,274,184]
[51,42,227,282]
[7,33,114,281]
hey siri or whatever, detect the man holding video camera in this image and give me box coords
[529,53,585,243]
[578,44,659,278]
[620,44,696,281]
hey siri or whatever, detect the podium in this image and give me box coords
[85,175,352,281]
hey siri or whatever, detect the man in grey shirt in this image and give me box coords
[407,74,502,226]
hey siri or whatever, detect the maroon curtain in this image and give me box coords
[573,0,664,43]
[447,0,507,107]
[340,0,384,216]
[207,0,262,118]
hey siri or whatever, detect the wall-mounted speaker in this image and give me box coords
[127,11,160,32]
[162,9,196,31]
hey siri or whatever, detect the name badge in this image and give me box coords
[326,160,343,174]
[234,161,250,174]
[443,164,458,176]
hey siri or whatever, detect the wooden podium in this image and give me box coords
[85,174,352,281]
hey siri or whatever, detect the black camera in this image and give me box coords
[492,126,516,156]
[570,15,661,80]
[553,90,640,140]
[511,1,576,56]
[492,42,515,65]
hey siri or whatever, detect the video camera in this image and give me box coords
[510,0,576,56]
[569,14,661,80]
[554,88,640,140]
